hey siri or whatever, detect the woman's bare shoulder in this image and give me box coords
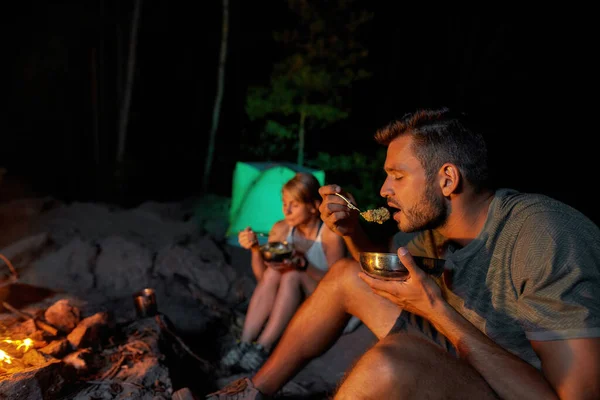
[269,220,290,241]
[321,222,344,245]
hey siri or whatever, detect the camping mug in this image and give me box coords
[133,288,158,318]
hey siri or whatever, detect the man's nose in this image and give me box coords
[380,179,392,198]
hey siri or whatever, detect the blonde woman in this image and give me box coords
[221,172,347,372]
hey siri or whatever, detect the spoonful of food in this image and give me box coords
[334,193,391,224]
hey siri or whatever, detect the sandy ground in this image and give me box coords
[0,174,379,398]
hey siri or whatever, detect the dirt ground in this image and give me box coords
[0,173,378,398]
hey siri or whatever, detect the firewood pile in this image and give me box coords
[0,297,176,399]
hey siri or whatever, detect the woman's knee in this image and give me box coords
[258,267,282,288]
[279,269,302,289]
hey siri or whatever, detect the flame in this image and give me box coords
[3,338,33,352]
[0,349,11,364]
[0,338,33,365]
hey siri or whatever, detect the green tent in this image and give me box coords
[227,161,325,245]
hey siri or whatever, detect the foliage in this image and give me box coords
[244,0,372,165]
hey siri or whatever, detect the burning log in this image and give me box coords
[2,301,58,336]
[0,359,67,398]
[1,299,177,399]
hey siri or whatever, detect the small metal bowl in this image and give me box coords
[359,252,408,281]
[359,252,446,280]
[260,241,293,262]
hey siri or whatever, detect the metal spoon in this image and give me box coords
[334,193,362,212]
[237,230,267,237]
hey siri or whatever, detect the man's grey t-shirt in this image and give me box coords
[396,188,600,370]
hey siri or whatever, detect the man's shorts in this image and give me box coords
[387,310,458,358]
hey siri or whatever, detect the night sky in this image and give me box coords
[4,2,599,224]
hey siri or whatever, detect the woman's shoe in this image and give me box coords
[220,341,251,369]
[205,377,267,399]
[238,342,270,372]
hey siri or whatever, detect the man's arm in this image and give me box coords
[532,338,600,399]
[433,305,600,399]
[513,212,600,398]
[359,248,564,400]
[431,301,559,399]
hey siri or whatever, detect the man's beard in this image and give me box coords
[399,183,448,233]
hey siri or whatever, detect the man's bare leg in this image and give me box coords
[334,332,499,399]
[252,258,402,396]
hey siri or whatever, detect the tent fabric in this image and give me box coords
[227,162,325,245]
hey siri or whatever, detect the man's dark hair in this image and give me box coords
[374,108,490,191]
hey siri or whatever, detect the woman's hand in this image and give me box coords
[238,227,259,250]
[264,258,295,272]
[266,251,308,272]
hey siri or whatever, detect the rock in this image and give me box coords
[44,299,81,333]
[63,348,93,371]
[67,312,112,349]
[154,245,231,300]
[39,339,71,358]
[95,236,153,298]
[23,237,96,293]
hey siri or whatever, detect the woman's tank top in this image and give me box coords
[285,222,329,271]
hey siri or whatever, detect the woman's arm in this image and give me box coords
[322,225,347,265]
[302,225,348,282]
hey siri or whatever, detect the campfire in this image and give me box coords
[0,292,182,399]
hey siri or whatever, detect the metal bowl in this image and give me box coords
[359,252,408,281]
[359,252,446,280]
[260,241,294,262]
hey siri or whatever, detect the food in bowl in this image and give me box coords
[260,241,294,262]
[359,252,446,280]
[360,207,391,224]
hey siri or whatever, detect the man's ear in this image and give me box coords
[439,163,459,196]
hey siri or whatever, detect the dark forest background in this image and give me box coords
[4,2,599,225]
